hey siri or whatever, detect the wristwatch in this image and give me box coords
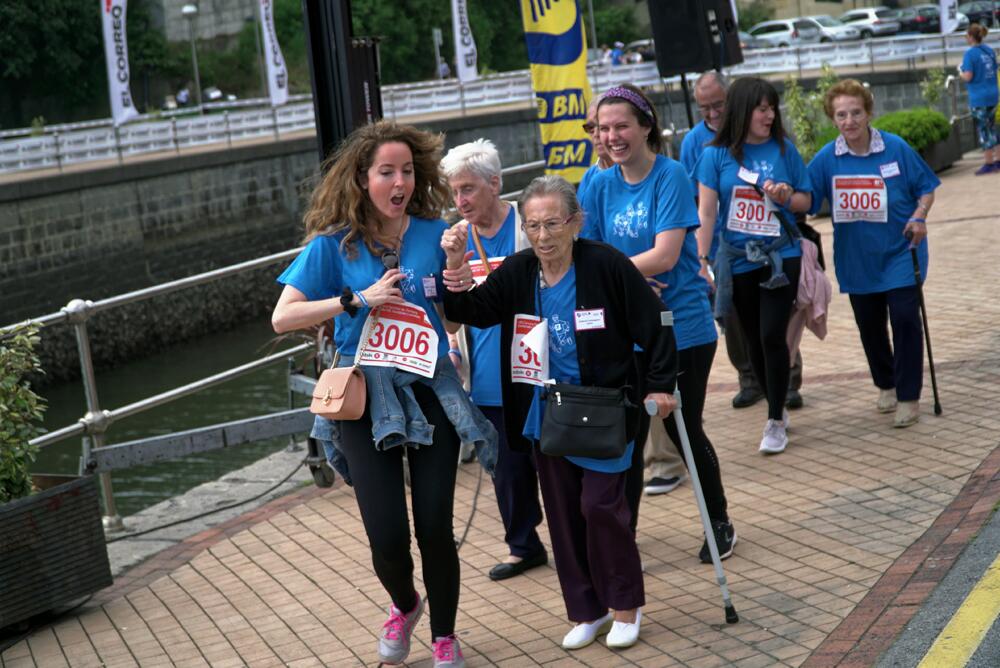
[340,287,358,317]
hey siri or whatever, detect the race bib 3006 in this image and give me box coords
[358,303,439,378]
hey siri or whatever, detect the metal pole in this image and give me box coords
[189,19,203,112]
[224,110,232,148]
[172,117,180,153]
[273,107,280,140]
[53,131,63,172]
[252,4,268,99]
[114,125,123,165]
[64,299,124,532]
[586,0,598,54]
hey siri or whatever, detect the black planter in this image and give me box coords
[0,476,112,629]
[920,126,963,172]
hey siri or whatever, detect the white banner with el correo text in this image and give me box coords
[451,0,479,83]
[940,0,960,34]
[260,0,289,106]
[101,0,138,126]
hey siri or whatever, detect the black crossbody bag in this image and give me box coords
[535,272,634,459]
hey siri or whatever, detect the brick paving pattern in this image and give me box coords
[2,156,999,667]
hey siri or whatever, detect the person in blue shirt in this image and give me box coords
[440,139,546,583]
[960,23,1000,174]
[576,96,613,202]
[808,79,940,428]
[581,83,736,564]
[682,72,807,413]
[695,77,812,455]
[271,121,472,667]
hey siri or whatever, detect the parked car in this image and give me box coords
[801,15,862,42]
[626,39,656,62]
[838,6,901,38]
[738,30,770,50]
[897,5,971,33]
[958,1,998,27]
[748,19,822,47]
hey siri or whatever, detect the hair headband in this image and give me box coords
[602,86,655,122]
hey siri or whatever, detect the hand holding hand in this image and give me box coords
[361,269,406,307]
[441,223,470,268]
[442,251,475,292]
[644,391,678,418]
[762,179,793,207]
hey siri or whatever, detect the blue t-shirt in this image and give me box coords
[695,137,809,275]
[465,207,516,406]
[276,216,451,358]
[807,131,940,294]
[961,44,999,108]
[681,120,722,259]
[521,266,634,473]
[576,162,603,203]
[580,154,717,351]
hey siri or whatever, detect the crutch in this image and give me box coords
[908,242,942,415]
[646,311,739,624]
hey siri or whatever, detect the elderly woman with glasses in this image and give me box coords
[441,175,678,651]
[272,121,498,668]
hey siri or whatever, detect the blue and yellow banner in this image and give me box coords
[521,0,593,183]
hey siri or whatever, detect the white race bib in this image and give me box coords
[832,175,888,223]
[469,256,505,285]
[727,185,781,237]
[357,303,439,378]
[511,314,548,386]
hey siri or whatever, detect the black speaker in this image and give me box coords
[646,0,743,78]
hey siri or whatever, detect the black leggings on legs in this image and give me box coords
[730,257,801,421]
[336,382,461,640]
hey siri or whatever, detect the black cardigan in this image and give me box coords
[443,238,678,453]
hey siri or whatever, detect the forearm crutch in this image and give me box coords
[909,245,942,415]
[646,311,738,624]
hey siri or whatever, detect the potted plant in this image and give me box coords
[0,324,112,631]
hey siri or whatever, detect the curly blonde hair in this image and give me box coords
[303,121,450,257]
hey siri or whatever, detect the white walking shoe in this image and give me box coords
[877,389,897,414]
[606,609,642,649]
[894,400,920,428]
[561,613,613,649]
[759,419,788,454]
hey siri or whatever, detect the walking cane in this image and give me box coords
[908,241,942,415]
[647,311,739,624]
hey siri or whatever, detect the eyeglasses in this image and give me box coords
[522,216,573,235]
[582,122,597,134]
[697,101,725,115]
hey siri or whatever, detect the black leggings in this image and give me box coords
[337,383,461,640]
[626,342,729,527]
[731,257,801,420]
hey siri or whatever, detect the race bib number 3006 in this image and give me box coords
[358,303,439,378]
[832,176,888,223]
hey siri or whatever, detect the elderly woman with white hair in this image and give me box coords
[440,139,546,581]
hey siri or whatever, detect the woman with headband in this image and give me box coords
[580,83,736,565]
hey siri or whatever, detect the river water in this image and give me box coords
[35,319,311,518]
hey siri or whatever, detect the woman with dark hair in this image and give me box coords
[695,77,812,455]
[960,23,999,174]
[580,83,736,564]
[272,121,497,668]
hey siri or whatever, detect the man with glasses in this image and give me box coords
[681,72,805,411]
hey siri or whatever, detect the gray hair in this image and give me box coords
[518,175,582,219]
[695,71,729,92]
[440,138,503,190]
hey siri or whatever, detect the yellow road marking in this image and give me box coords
[918,552,1000,668]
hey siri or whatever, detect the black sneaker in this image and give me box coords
[699,520,737,564]
[731,388,764,409]
[644,474,686,495]
[785,389,804,410]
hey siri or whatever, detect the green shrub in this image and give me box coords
[0,324,46,504]
[783,64,840,162]
[919,68,948,109]
[872,109,951,153]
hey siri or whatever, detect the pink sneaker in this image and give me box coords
[432,634,466,667]
[377,594,423,665]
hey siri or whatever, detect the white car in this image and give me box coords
[838,6,901,38]
[801,15,862,42]
[748,19,823,47]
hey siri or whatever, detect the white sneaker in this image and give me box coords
[894,400,920,428]
[782,408,791,431]
[606,609,642,649]
[877,389,897,414]
[759,419,788,454]
[561,613,613,649]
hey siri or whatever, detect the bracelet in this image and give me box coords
[908,218,926,223]
[448,348,462,359]
[699,255,710,263]
[356,290,370,308]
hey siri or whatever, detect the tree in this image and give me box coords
[738,0,774,32]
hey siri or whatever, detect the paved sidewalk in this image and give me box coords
[3,155,999,667]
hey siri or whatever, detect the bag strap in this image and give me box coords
[329,305,380,370]
[469,224,492,276]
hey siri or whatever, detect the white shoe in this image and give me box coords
[782,408,791,431]
[894,400,920,428]
[877,389,897,414]
[561,613,613,649]
[759,419,788,454]
[606,609,642,649]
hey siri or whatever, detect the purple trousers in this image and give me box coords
[533,450,645,621]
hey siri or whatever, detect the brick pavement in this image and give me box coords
[3,155,999,667]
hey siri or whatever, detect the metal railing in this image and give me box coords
[2,31,989,176]
[3,157,548,529]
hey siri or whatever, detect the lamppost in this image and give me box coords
[247,12,268,99]
[182,4,203,112]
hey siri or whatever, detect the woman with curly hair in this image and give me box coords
[272,121,495,668]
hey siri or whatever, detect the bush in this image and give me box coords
[783,64,840,162]
[0,324,47,503]
[872,109,951,153]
